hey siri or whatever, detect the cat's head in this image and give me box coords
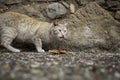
[50,21,68,41]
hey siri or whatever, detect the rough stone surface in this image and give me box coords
[106,0,120,8]
[0,49,120,80]
[28,0,59,1]
[95,0,105,5]
[115,11,120,20]
[58,2,120,51]
[0,0,22,4]
[45,3,67,19]
[106,0,120,11]
[70,3,75,13]
[0,3,8,13]
[8,3,47,21]
[75,0,93,5]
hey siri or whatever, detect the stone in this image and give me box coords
[114,72,120,78]
[95,0,105,5]
[0,0,22,4]
[58,2,120,51]
[80,0,91,5]
[45,3,67,19]
[106,0,120,10]
[106,0,119,8]
[8,4,47,21]
[61,1,70,9]
[75,0,92,5]
[105,0,120,11]
[28,0,59,2]
[70,3,75,13]
[115,11,120,20]
[0,3,8,12]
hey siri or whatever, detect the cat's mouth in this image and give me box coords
[58,36,65,40]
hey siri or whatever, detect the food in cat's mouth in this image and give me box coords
[49,50,68,54]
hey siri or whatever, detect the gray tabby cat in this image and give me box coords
[0,12,68,52]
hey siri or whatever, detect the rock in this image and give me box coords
[45,3,67,19]
[75,0,92,5]
[58,2,120,51]
[70,3,75,13]
[28,0,59,2]
[0,3,8,12]
[114,72,120,78]
[106,0,119,8]
[115,11,120,20]
[95,0,105,5]
[0,0,22,4]
[8,4,47,21]
[106,0,120,10]
[61,1,70,9]
[80,0,92,5]
[61,1,78,14]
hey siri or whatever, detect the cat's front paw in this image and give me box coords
[37,49,45,53]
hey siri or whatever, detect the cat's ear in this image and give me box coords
[50,21,58,27]
[53,21,58,27]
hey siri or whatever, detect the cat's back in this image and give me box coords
[0,12,32,21]
[0,12,25,22]
[0,12,38,28]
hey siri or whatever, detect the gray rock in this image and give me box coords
[106,0,120,10]
[95,0,105,5]
[115,11,120,20]
[28,0,59,1]
[58,2,120,51]
[75,0,91,5]
[80,0,91,5]
[106,0,119,8]
[0,3,8,12]
[76,0,105,5]
[46,3,67,19]
[0,0,22,4]
[8,4,47,21]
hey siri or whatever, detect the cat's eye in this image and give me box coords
[59,29,61,32]
[64,30,67,32]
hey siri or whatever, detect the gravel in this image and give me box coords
[0,48,120,80]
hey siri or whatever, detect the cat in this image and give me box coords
[0,12,68,52]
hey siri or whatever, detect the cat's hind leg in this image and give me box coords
[1,28,20,52]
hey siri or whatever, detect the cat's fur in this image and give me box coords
[0,12,67,52]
